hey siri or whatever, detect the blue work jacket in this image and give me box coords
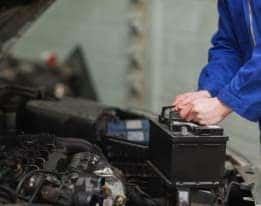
[198,0,261,123]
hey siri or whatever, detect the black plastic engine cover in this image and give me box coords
[17,97,107,142]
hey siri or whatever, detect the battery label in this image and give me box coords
[127,131,145,142]
[106,119,150,145]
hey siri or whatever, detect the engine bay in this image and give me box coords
[0,83,257,206]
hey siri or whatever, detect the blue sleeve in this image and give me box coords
[198,0,243,96]
[217,44,261,122]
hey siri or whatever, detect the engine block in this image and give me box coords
[0,134,126,206]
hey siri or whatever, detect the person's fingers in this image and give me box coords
[191,110,211,125]
[172,99,181,111]
[176,102,189,111]
[173,95,183,105]
[193,113,204,123]
[198,120,207,125]
[172,99,176,106]
[180,92,212,107]
[187,101,201,122]
[174,92,193,106]
[175,95,196,110]
[179,104,193,119]
[178,95,199,107]
[191,115,203,125]
[186,111,196,121]
[176,93,211,109]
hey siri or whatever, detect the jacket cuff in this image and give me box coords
[198,69,225,97]
[217,85,257,122]
[198,82,220,97]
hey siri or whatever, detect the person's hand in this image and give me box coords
[184,97,232,125]
[173,90,211,111]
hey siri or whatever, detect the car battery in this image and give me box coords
[149,106,229,188]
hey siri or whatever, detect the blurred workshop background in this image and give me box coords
[10,0,259,164]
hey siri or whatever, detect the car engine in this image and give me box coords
[0,134,126,206]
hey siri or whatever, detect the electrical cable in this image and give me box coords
[16,170,62,195]
[28,176,45,204]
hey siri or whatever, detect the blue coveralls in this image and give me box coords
[198,0,261,126]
